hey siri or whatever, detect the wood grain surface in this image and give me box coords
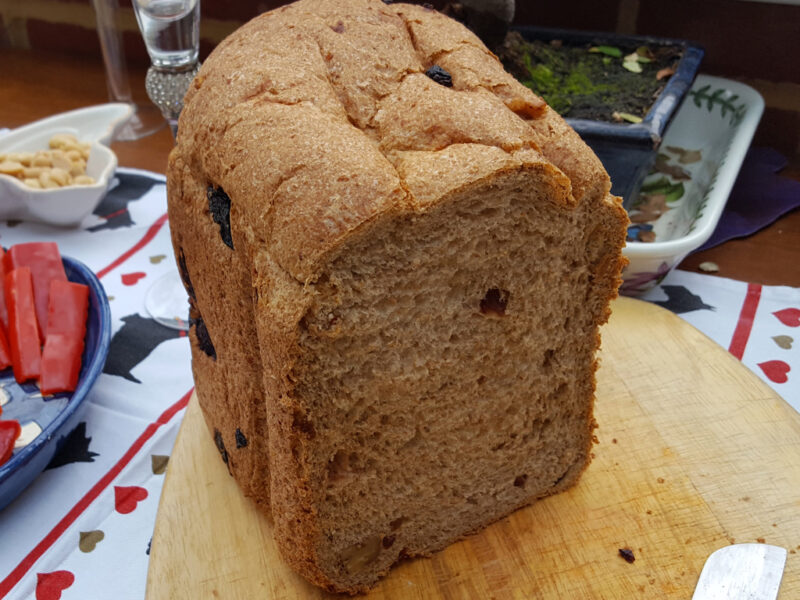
[146,297,800,599]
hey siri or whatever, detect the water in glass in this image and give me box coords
[133,0,200,69]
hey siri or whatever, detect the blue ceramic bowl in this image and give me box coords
[512,26,704,206]
[0,256,111,511]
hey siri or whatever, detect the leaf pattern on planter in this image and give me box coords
[689,84,747,126]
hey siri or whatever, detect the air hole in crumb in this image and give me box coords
[327,450,361,484]
[400,428,423,452]
[342,537,381,574]
[514,474,528,487]
[389,517,407,531]
[292,410,316,438]
[542,349,555,368]
[480,288,509,316]
[476,375,486,385]
[382,534,396,549]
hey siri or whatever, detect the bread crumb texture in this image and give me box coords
[167,0,628,593]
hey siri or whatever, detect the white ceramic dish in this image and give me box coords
[621,75,764,295]
[0,103,133,227]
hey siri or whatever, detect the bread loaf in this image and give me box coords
[167,0,628,593]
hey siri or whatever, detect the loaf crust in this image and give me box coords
[167,0,628,593]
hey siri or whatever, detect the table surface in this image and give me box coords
[2,49,799,287]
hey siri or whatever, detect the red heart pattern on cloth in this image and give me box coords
[121,271,147,286]
[758,360,791,384]
[773,308,800,327]
[114,485,148,514]
[36,570,75,600]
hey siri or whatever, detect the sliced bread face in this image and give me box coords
[262,164,621,592]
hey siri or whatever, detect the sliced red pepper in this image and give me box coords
[40,280,89,394]
[47,280,89,340]
[6,267,42,384]
[0,325,12,370]
[40,333,83,395]
[4,242,66,342]
[0,419,22,466]
[0,247,8,335]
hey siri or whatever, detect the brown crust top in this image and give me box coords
[173,0,612,284]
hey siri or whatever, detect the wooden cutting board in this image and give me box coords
[146,297,800,598]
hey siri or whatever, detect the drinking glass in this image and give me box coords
[93,0,165,139]
[133,0,201,330]
[132,0,201,137]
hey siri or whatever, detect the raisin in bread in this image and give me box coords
[167,0,628,593]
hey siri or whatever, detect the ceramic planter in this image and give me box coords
[512,26,704,206]
[621,75,763,294]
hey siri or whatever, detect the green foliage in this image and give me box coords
[500,36,678,121]
[589,45,622,58]
[519,43,613,115]
[615,112,643,123]
[622,60,643,73]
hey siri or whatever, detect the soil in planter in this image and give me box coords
[497,31,684,122]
